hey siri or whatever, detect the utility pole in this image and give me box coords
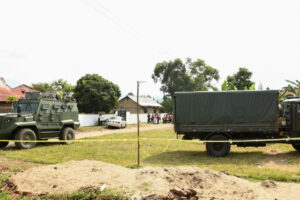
[137,81,145,166]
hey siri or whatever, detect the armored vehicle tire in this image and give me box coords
[60,127,75,144]
[292,143,300,151]
[206,134,231,157]
[0,142,9,149]
[14,128,37,149]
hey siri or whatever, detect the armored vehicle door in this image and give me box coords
[38,102,61,137]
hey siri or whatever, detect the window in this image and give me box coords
[12,103,39,113]
[297,103,300,113]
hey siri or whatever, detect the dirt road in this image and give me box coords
[76,124,172,139]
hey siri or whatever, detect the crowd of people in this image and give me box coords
[147,113,173,124]
[147,113,161,124]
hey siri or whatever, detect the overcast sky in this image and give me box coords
[1,0,300,98]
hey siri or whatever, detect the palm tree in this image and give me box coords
[7,96,17,109]
[284,80,300,96]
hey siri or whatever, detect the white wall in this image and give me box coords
[79,114,99,127]
[79,112,167,126]
[126,112,148,124]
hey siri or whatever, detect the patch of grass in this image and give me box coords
[37,186,128,200]
[2,130,300,183]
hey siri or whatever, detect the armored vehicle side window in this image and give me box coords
[297,103,300,113]
[12,103,39,113]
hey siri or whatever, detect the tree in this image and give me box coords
[226,67,254,90]
[159,96,173,113]
[7,96,17,108]
[221,80,236,91]
[31,83,54,92]
[152,58,220,97]
[284,80,300,96]
[51,79,75,92]
[31,79,75,93]
[74,74,121,113]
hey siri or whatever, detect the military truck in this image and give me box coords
[174,90,300,157]
[0,92,80,149]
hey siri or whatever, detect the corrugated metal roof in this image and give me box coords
[0,87,24,102]
[121,95,161,107]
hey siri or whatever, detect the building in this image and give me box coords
[12,84,39,93]
[117,95,161,114]
[0,78,39,113]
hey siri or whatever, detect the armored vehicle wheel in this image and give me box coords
[292,143,300,151]
[15,128,37,149]
[0,142,9,149]
[60,127,75,144]
[206,134,231,157]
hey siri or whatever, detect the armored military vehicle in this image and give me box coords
[174,90,300,157]
[0,92,80,149]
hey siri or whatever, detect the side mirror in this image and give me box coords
[17,105,21,117]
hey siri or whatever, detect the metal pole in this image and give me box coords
[137,81,140,166]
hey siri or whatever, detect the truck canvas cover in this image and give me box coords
[175,90,279,132]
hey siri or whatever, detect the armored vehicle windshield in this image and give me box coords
[12,101,39,113]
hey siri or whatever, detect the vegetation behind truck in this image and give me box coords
[0,92,80,149]
[174,90,300,157]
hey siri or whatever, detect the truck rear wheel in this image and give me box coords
[14,128,37,149]
[60,127,75,144]
[0,142,9,149]
[206,134,231,157]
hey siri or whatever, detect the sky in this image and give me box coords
[0,0,300,99]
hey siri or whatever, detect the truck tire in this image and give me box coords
[292,143,300,151]
[0,142,9,149]
[206,134,231,157]
[60,127,75,144]
[14,128,37,149]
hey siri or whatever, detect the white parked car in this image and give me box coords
[106,116,127,128]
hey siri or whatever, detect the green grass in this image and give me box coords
[36,187,128,200]
[2,129,300,183]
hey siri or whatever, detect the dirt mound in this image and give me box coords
[3,160,300,200]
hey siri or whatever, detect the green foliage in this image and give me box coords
[3,130,300,183]
[42,187,128,200]
[284,80,300,96]
[74,74,121,113]
[51,79,75,93]
[250,83,255,90]
[221,80,237,91]
[159,96,173,113]
[31,79,75,93]
[7,96,17,101]
[226,67,255,90]
[280,80,300,103]
[31,83,54,92]
[152,58,220,97]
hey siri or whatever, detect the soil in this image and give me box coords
[260,148,298,172]
[3,160,300,200]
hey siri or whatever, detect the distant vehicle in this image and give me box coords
[174,90,300,157]
[0,92,80,149]
[98,114,115,126]
[106,116,127,128]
